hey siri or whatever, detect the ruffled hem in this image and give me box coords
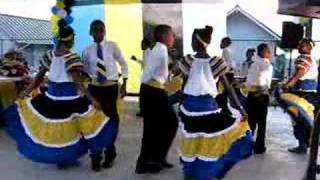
[180,131,253,179]
[180,121,251,158]
[276,92,314,126]
[4,99,117,164]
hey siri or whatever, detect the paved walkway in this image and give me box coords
[0,99,314,180]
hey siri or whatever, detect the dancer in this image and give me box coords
[278,39,319,154]
[3,22,116,170]
[82,20,129,170]
[136,24,179,174]
[178,26,253,180]
[246,43,273,154]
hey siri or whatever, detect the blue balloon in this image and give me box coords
[65,16,74,24]
[51,7,59,14]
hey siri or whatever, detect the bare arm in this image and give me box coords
[221,74,247,116]
[285,68,305,88]
[70,70,101,109]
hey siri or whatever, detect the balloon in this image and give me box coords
[51,6,59,14]
[65,16,74,24]
[57,9,67,19]
[51,25,59,35]
[50,15,61,25]
[56,1,66,9]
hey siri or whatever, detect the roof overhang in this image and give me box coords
[74,0,222,6]
[278,0,320,18]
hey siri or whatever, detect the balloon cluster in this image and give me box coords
[50,0,75,40]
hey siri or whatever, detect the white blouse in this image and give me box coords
[183,57,218,97]
[48,53,73,83]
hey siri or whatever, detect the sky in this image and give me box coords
[0,0,55,19]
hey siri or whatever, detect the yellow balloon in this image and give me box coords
[50,15,60,24]
[56,1,66,9]
[51,25,59,35]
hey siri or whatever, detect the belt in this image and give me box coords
[143,80,165,90]
[91,79,118,87]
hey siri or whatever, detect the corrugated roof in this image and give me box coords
[0,14,53,45]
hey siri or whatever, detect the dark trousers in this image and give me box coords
[138,85,144,115]
[247,93,269,151]
[137,84,178,164]
[88,84,119,155]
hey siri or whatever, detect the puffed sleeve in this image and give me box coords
[65,52,84,72]
[178,55,193,76]
[210,56,229,78]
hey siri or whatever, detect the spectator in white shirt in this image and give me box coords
[246,43,273,154]
[240,48,256,77]
[82,20,128,172]
[220,37,234,70]
[136,25,178,174]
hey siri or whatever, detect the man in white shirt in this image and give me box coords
[82,20,128,171]
[220,37,234,70]
[136,25,178,174]
[245,43,273,154]
[241,48,256,77]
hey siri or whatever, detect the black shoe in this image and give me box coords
[102,148,117,169]
[288,146,307,154]
[57,161,80,170]
[135,161,162,174]
[90,153,102,172]
[254,147,267,154]
[161,161,174,169]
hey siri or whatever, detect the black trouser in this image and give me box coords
[88,84,119,155]
[138,85,144,115]
[247,93,269,151]
[137,84,178,164]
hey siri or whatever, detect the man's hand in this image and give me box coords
[120,79,127,98]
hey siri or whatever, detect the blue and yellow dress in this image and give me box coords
[276,54,320,145]
[4,51,117,165]
[178,55,253,180]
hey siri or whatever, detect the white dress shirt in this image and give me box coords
[246,57,273,89]
[141,42,169,85]
[82,40,129,80]
[222,47,234,69]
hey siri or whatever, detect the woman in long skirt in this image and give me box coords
[3,23,117,170]
[178,26,253,180]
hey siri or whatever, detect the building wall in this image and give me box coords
[227,12,278,74]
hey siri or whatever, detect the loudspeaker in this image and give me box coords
[281,22,304,49]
